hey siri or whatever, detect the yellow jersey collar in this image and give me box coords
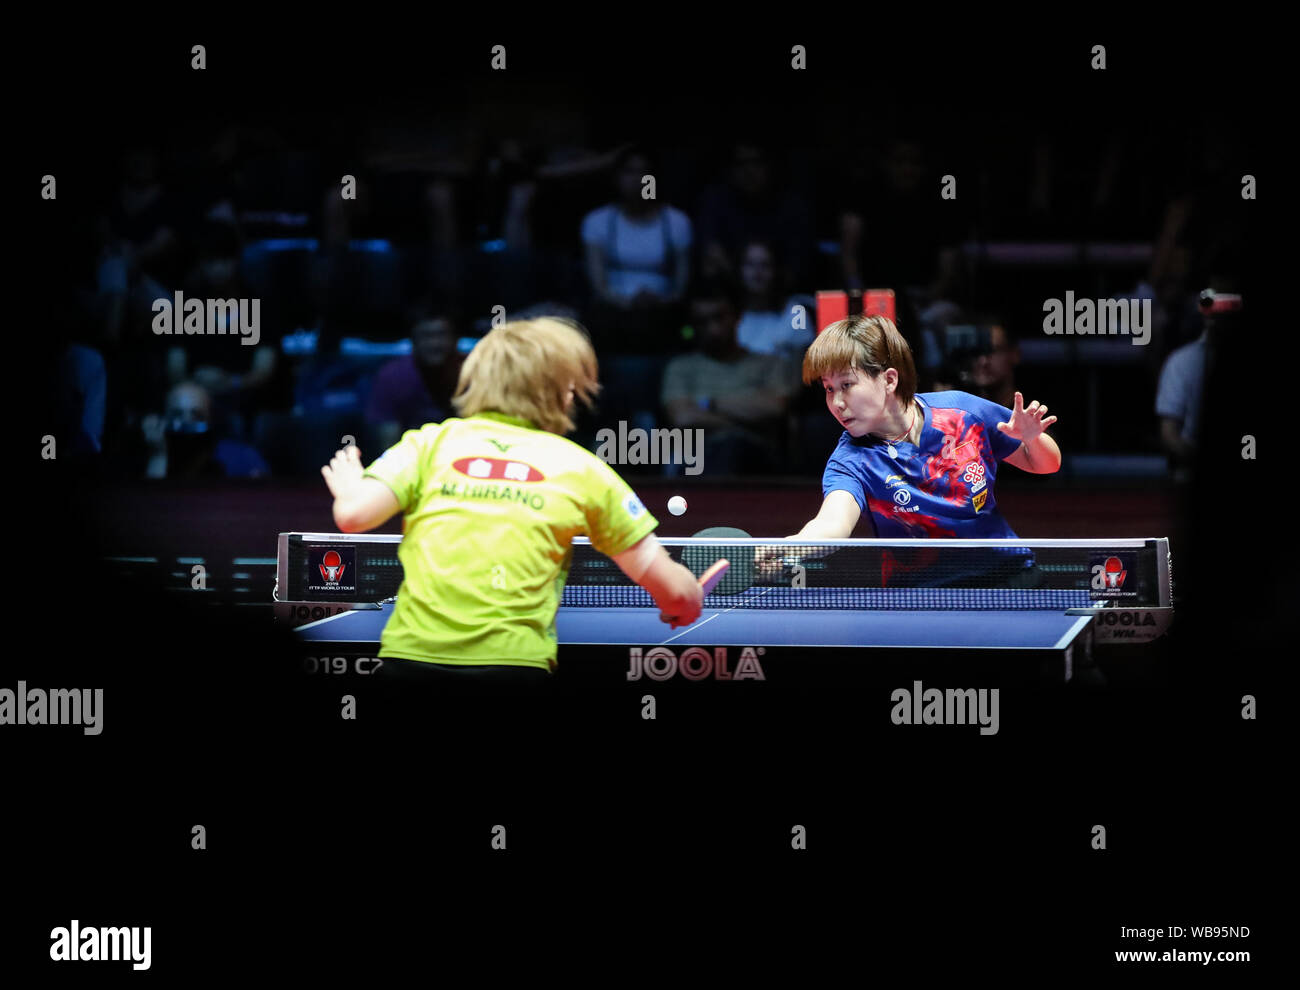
[475,411,537,430]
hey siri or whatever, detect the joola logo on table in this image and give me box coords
[626,646,766,681]
[452,457,545,482]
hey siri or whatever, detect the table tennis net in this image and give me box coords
[561,540,1165,611]
[278,535,1168,611]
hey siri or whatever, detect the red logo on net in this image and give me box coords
[1101,557,1126,589]
[319,550,346,584]
[451,457,546,482]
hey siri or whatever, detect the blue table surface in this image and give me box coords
[296,599,1096,651]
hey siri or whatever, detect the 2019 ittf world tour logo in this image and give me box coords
[308,545,358,594]
[1090,554,1136,599]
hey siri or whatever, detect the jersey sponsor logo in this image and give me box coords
[973,489,987,513]
[623,494,646,518]
[452,456,545,482]
[963,461,987,493]
[487,439,515,453]
[893,488,912,506]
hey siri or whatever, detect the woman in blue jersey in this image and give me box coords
[777,314,1060,545]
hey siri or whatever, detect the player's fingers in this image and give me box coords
[1037,404,1048,417]
[1014,391,1024,411]
[1041,415,1058,427]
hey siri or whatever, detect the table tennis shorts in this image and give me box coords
[378,657,553,686]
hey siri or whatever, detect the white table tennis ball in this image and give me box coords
[667,495,688,516]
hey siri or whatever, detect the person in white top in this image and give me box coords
[733,239,814,359]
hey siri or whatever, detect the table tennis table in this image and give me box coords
[284,534,1172,685]
[296,590,1101,683]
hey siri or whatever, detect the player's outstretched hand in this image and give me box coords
[657,567,704,629]
[755,541,799,580]
[996,392,1058,444]
[321,445,366,501]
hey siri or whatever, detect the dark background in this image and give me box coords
[11,26,1283,979]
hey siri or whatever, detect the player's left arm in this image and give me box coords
[322,445,401,532]
[997,392,1062,474]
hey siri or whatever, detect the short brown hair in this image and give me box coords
[801,315,916,405]
[452,317,600,434]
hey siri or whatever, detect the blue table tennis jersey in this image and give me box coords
[823,390,1023,539]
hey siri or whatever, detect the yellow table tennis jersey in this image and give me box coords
[363,411,658,670]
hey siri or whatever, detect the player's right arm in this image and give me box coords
[611,533,703,628]
[756,490,862,576]
[790,490,861,539]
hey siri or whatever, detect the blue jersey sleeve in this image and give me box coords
[822,443,866,511]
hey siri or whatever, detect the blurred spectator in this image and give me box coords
[42,292,107,462]
[141,383,269,479]
[582,146,692,352]
[838,137,955,297]
[697,143,814,289]
[965,322,1020,409]
[167,221,285,431]
[914,246,971,375]
[59,345,107,457]
[365,314,464,451]
[1150,129,1251,296]
[1156,284,1240,482]
[661,283,799,474]
[734,239,815,359]
[97,148,182,346]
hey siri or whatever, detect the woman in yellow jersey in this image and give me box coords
[320,316,703,686]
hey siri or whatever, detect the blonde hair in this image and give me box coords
[452,317,600,434]
[801,315,916,405]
